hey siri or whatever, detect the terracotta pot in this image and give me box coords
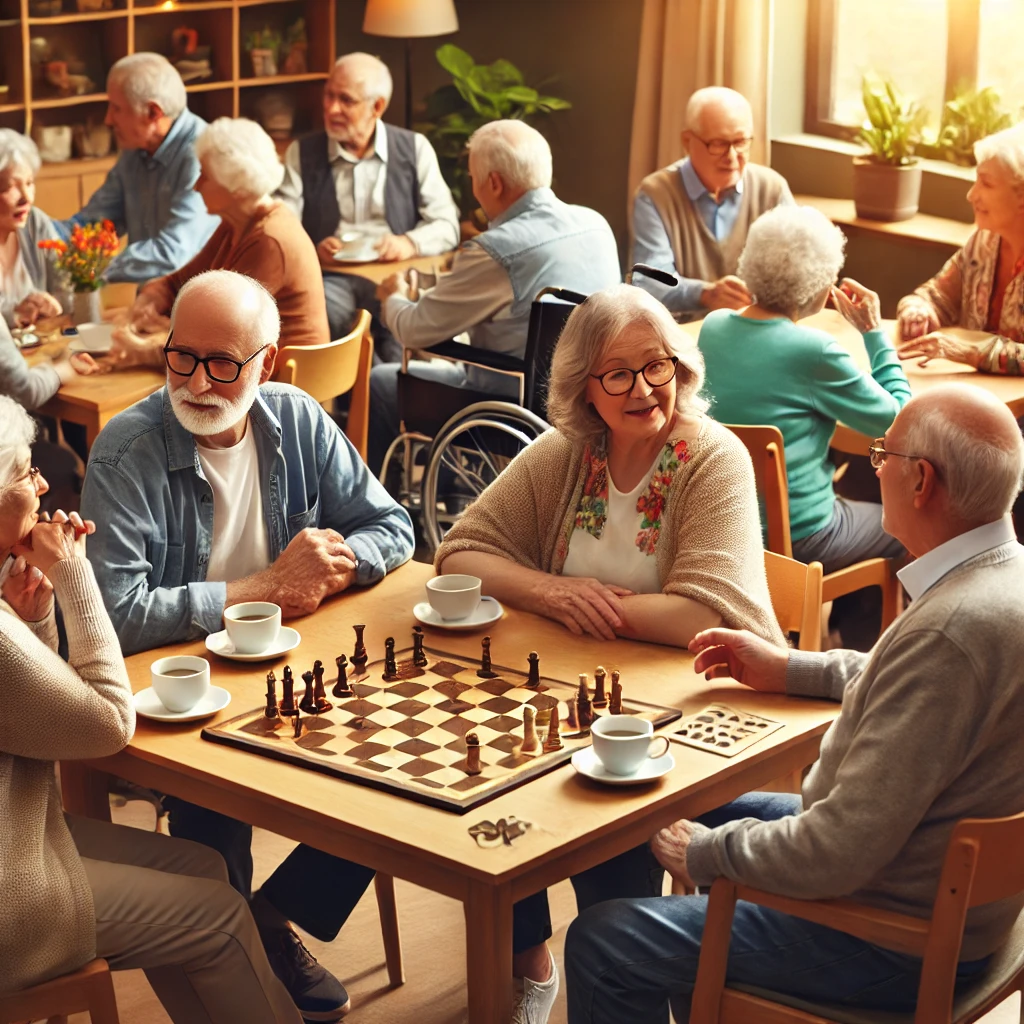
[852,157,923,222]
[249,48,278,77]
[72,289,102,326]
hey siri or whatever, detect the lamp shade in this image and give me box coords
[362,0,459,38]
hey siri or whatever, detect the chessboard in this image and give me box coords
[203,639,682,812]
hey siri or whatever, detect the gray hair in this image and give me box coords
[0,129,40,178]
[546,284,708,447]
[901,402,1024,523]
[685,86,752,134]
[170,270,281,350]
[975,123,1024,192]
[194,118,284,198]
[468,120,553,192]
[108,53,186,120]
[737,206,846,316]
[0,395,37,503]
[334,52,393,106]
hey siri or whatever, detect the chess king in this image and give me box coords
[81,269,414,1023]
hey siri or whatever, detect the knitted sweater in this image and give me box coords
[435,418,784,646]
[0,558,134,994]
[687,541,1024,961]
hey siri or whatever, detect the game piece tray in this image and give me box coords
[203,646,681,812]
[672,703,783,757]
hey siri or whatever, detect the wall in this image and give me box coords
[335,0,644,261]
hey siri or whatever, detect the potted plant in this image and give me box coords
[245,27,281,78]
[38,220,119,324]
[853,76,928,222]
[417,45,571,226]
[918,85,1015,167]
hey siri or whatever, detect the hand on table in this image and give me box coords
[897,304,940,341]
[536,576,633,640]
[2,555,54,622]
[651,820,697,890]
[13,509,95,574]
[101,324,165,370]
[700,275,752,311]
[896,330,983,368]
[54,352,105,382]
[688,627,789,691]
[129,292,171,335]
[376,272,410,303]
[830,277,881,334]
[263,528,358,617]
[317,236,343,262]
[375,234,417,262]
[14,291,63,327]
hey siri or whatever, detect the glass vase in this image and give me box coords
[72,288,102,326]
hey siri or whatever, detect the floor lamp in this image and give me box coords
[362,0,459,128]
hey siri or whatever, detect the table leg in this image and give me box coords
[85,414,102,451]
[465,880,514,1024]
[59,763,112,821]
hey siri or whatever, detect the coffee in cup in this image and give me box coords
[425,575,482,621]
[591,716,670,776]
[223,602,281,654]
[151,655,210,713]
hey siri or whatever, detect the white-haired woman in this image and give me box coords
[110,117,328,368]
[0,129,69,326]
[897,124,1024,374]
[699,205,910,572]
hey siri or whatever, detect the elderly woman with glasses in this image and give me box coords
[698,205,910,574]
[108,117,328,369]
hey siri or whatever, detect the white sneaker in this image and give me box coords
[511,951,559,1024]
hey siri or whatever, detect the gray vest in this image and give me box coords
[297,124,420,242]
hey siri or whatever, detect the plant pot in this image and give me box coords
[73,123,112,159]
[32,124,72,163]
[249,48,278,77]
[72,289,102,326]
[852,157,923,222]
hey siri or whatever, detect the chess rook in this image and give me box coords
[520,705,541,756]
[465,732,482,775]
[593,666,608,708]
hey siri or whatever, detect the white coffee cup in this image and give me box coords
[151,655,210,713]
[426,575,482,621]
[223,601,281,654]
[70,322,114,353]
[591,716,671,776]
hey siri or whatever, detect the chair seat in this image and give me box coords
[729,907,1024,1023]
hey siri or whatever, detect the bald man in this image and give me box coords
[632,86,794,322]
[566,385,1024,1023]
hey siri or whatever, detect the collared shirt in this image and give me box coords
[80,383,415,656]
[897,517,1017,602]
[60,109,219,284]
[277,122,459,256]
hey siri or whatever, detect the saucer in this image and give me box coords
[333,250,377,264]
[205,626,301,661]
[412,596,504,631]
[571,746,675,786]
[135,685,231,723]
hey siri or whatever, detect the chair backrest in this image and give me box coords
[271,309,373,461]
[763,551,823,651]
[523,288,586,418]
[726,424,793,558]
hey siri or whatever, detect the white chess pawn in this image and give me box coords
[520,705,542,756]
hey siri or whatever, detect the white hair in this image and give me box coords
[194,118,284,198]
[737,206,846,315]
[468,120,553,192]
[108,53,186,120]
[685,86,752,134]
[0,129,40,178]
[334,52,393,106]
[170,270,281,350]
[975,123,1024,192]
[0,395,37,502]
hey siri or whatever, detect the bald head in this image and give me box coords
[685,87,753,136]
[170,270,281,357]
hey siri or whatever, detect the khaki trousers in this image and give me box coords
[67,814,301,1024]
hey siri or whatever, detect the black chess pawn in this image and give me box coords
[280,665,298,716]
[412,626,428,668]
[526,651,541,689]
[382,637,399,681]
[333,654,353,698]
[299,670,317,714]
[312,659,332,713]
[352,624,368,673]
[477,635,498,679]
[264,671,279,720]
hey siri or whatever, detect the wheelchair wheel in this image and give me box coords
[420,402,549,554]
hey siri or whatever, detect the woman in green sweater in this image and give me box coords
[698,205,911,572]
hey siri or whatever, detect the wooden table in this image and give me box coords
[61,561,838,1023]
[321,251,454,285]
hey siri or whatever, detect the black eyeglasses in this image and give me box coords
[868,437,932,471]
[590,357,678,396]
[693,135,753,157]
[163,335,270,384]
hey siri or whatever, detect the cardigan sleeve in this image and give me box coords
[897,246,965,328]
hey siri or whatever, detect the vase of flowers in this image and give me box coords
[38,220,119,323]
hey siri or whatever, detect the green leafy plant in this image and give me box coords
[919,85,1016,167]
[416,44,572,218]
[857,76,928,166]
[244,26,281,54]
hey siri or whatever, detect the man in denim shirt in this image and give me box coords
[59,53,218,283]
[81,270,414,1022]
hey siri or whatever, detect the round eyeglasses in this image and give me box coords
[694,135,754,158]
[590,357,678,396]
[163,338,270,384]
[868,437,931,470]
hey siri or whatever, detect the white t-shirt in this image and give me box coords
[562,456,663,594]
[196,420,271,583]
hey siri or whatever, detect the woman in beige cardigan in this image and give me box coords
[0,396,300,1022]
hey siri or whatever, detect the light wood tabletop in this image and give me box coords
[61,560,838,1023]
[321,251,454,285]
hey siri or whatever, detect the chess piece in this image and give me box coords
[465,732,482,775]
[543,703,563,752]
[609,669,623,715]
[312,659,332,713]
[292,712,303,739]
[576,674,594,732]
[264,671,279,719]
[412,626,428,668]
[352,624,368,673]
[566,695,579,732]
[299,669,316,714]
[477,635,498,679]
[333,654,353,698]
[526,651,541,689]
[382,637,398,681]
[520,705,541,756]
[593,666,608,708]
[280,665,298,716]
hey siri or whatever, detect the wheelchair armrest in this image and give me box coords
[423,340,526,375]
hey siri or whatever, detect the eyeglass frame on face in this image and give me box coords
[868,437,935,472]
[590,356,679,396]
[692,135,754,158]
[163,334,271,385]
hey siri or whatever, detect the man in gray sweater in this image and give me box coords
[565,383,1024,1024]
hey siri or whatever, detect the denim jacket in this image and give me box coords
[80,383,415,655]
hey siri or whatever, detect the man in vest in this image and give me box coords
[277,52,459,358]
[367,119,621,473]
[631,86,794,322]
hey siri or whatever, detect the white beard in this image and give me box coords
[169,382,258,437]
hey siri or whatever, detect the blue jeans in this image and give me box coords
[565,792,987,1024]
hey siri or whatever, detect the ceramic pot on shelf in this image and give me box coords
[72,289,102,326]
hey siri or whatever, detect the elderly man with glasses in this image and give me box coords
[80,269,414,1024]
[631,86,794,322]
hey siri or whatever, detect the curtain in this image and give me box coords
[627,0,774,205]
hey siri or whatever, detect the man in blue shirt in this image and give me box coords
[81,270,415,1022]
[60,53,218,283]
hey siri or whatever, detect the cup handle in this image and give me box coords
[648,735,670,759]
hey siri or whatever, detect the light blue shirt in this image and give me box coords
[80,383,415,655]
[59,109,218,284]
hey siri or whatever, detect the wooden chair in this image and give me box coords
[728,424,903,634]
[271,308,373,462]
[0,958,119,1024]
[690,809,1024,1023]
[764,551,824,652]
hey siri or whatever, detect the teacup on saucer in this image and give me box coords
[151,655,210,713]
[223,601,281,654]
[426,575,482,621]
